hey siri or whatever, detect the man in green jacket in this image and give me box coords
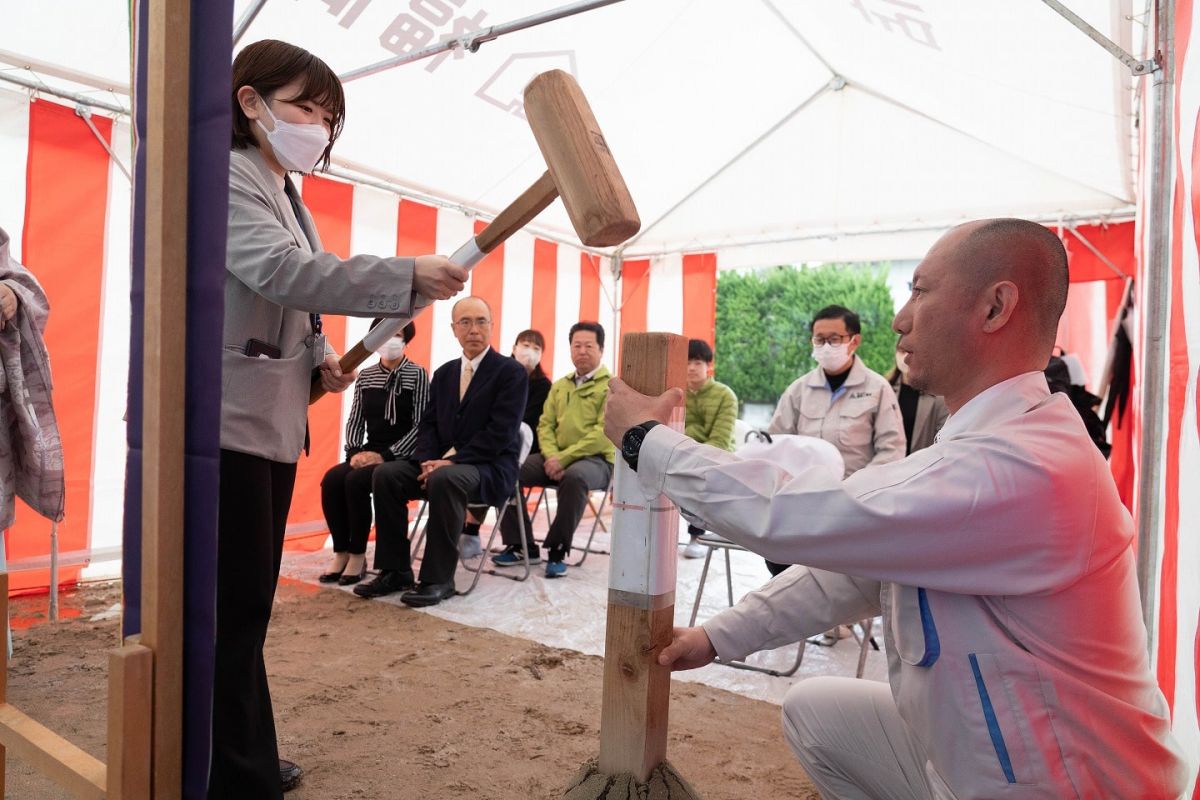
[682,339,738,558]
[495,321,614,577]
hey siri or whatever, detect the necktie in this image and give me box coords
[460,361,474,401]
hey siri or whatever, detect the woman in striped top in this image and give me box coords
[319,320,429,584]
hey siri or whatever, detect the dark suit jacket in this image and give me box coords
[416,348,528,507]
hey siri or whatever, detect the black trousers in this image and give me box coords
[209,449,297,800]
[320,461,380,554]
[372,460,482,585]
[500,453,611,558]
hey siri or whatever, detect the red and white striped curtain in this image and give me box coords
[0,92,719,574]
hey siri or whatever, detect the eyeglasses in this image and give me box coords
[453,317,492,330]
[812,335,852,346]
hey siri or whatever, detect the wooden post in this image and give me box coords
[141,0,191,796]
[598,332,687,781]
[108,639,154,800]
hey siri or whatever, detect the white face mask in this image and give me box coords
[812,342,851,372]
[513,345,541,369]
[377,338,406,361]
[256,98,330,173]
[895,350,910,376]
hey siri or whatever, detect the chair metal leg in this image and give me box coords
[459,492,532,595]
[568,487,611,566]
[855,617,874,679]
[409,500,428,563]
[692,536,806,677]
[688,547,716,627]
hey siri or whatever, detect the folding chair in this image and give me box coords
[457,481,534,595]
[687,532,878,679]
[410,423,537,594]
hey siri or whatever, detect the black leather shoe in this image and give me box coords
[317,569,344,583]
[400,581,456,607]
[353,569,415,598]
[279,758,303,793]
[337,566,367,586]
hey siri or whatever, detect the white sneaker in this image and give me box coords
[682,539,706,559]
[458,534,483,560]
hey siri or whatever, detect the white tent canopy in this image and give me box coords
[2,0,1137,264]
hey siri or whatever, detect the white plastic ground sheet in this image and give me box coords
[279,499,887,707]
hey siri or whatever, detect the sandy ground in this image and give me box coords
[4,578,818,799]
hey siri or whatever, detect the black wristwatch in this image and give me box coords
[621,420,660,472]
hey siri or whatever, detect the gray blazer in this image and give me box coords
[890,375,949,454]
[223,147,417,463]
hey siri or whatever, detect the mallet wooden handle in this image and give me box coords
[308,171,558,404]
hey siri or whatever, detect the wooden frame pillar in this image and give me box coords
[138,0,191,796]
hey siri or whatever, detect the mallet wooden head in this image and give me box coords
[523,69,640,247]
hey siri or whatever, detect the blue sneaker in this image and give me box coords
[544,560,567,579]
[492,545,540,566]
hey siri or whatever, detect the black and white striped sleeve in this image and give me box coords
[344,377,366,458]
[389,362,429,460]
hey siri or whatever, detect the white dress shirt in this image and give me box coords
[636,371,1187,799]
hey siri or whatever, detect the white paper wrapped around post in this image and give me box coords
[606,405,684,603]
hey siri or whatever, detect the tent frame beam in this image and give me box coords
[339,0,625,83]
[1040,0,1158,76]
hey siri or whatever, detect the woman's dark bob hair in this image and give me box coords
[231,39,345,172]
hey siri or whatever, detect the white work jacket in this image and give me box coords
[637,372,1187,799]
[767,357,905,477]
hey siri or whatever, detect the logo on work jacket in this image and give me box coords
[848,391,875,400]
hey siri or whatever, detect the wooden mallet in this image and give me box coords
[310,69,639,402]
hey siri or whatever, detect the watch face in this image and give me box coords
[622,426,645,459]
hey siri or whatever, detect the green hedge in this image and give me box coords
[714,263,898,405]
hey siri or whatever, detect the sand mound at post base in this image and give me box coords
[563,758,702,800]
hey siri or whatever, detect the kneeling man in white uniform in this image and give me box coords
[604,218,1187,799]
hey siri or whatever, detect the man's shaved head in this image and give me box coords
[954,218,1069,342]
[893,218,1071,412]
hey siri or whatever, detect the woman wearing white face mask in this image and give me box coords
[319,321,427,585]
[458,329,552,556]
[217,40,468,799]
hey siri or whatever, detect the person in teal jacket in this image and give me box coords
[495,321,614,577]
[681,339,738,558]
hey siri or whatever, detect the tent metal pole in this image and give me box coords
[339,0,625,83]
[1135,0,1174,650]
[1039,0,1157,75]
[49,522,58,623]
[0,49,130,95]
[75,106,132,182]
[1064,226,1130,281]
[0,71,128,116]
[232,0,269,46]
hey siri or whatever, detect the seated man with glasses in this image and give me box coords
[356,296,527,606]
[766,304,905,582]
[494,321,614,578]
